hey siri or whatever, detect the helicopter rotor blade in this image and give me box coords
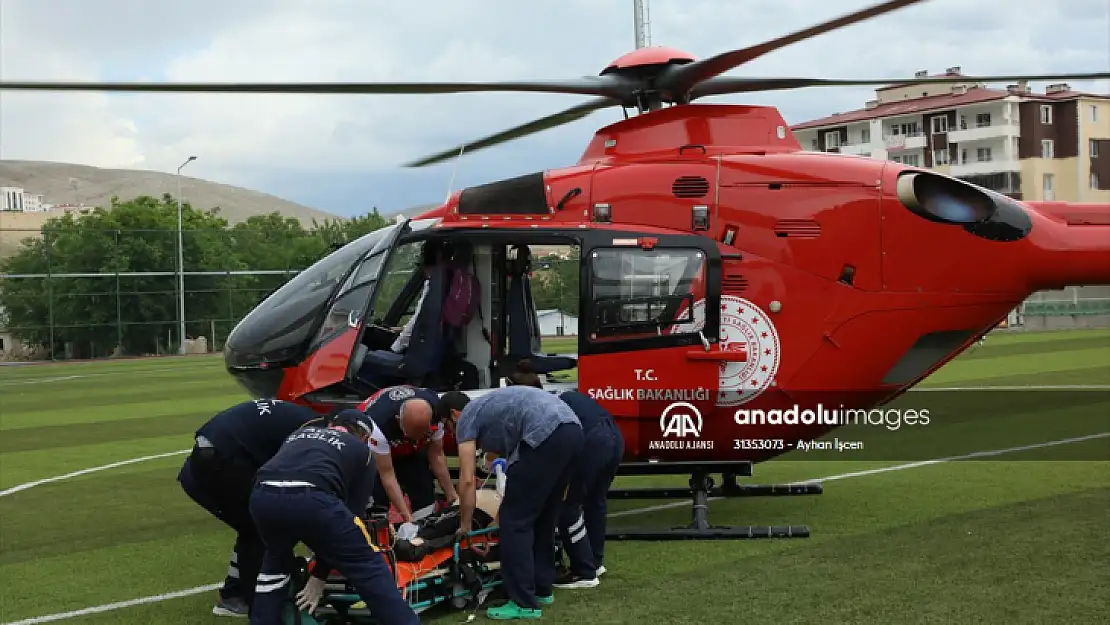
[690,72,1110,99]
[403,97,620,168]
[656,0,927,100]
[0,77,618,97]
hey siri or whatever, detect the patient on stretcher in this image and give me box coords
[391,489,501,562]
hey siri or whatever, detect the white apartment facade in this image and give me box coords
[791,68,1110,202]
[1,186,48,212]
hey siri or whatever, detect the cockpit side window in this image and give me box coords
[588,247,706,343]
[225,225,399,362]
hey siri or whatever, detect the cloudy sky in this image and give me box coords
[2,0,1108,217]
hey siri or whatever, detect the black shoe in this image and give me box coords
[212,594,249,618]
[553,570,599,589]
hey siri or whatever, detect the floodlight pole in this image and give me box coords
[176,156,197,355]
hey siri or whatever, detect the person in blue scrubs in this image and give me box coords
[452,380,584,620]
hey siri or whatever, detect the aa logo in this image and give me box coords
[659,402,703,438]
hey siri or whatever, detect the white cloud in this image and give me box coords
[1,0,1107,210]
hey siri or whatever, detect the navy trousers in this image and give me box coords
[498,422,584,609]
[248,485,418,625]
[558,419,624,575]
[177,447,264,604]
[370,447,436,517]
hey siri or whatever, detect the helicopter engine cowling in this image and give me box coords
[879,165,1105,295]
[894,170,1031,239]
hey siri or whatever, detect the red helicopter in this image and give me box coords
[6,0,1108,540]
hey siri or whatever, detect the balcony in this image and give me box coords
[883,132,925,151]
[948,158,1020,176]
[836,142,874,156]
[948,121,1019,143]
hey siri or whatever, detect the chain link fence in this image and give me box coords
[0,227,306,361]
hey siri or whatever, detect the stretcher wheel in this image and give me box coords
[449,583,469,609]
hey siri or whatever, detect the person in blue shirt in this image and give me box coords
[176,398,324,617]
[248,409,418,625]
[452,374,584,620]
[553,390,624,588]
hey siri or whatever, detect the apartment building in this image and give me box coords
[790,67,1110,202]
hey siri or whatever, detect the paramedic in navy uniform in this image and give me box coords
[177,398,323,618]
[453,384,584,620]
[553,390,624,588]
[358,385,469,521]
[248,409,418,625]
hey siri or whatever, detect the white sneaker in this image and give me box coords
[596,565,607,577]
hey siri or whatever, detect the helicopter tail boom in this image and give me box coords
[1025,202,1110,290]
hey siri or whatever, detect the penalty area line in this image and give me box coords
[3,432,1107,625]
[0,449,190,498]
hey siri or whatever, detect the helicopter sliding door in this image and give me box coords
[283,220,413,398]
[576,232,726,432]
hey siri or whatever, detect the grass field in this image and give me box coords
[1,330,1108,624]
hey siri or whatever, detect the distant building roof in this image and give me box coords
[792,82,1110,131]
[1035,90,1110,101]
[791,87,1009,130]
[874,68,966,91]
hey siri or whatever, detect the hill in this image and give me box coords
[382,203,440,221]
[0,160,341,226]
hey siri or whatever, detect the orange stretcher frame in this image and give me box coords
[305,514,501,596]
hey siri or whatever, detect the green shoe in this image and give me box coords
[536,595,554,605]
[487,600,542,620]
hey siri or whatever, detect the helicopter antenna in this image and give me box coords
[445,145,465,202]
[634,0,651,48]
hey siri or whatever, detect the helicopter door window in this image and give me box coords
[366,241,424,325]
[588,247,706,343]
[308,252,388,353]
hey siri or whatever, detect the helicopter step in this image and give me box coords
[605,461,820,541]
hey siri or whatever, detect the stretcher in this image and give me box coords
[285,495,507,624]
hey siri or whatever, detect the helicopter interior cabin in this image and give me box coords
[308,218,713,401]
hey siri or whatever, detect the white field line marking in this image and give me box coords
[0,363,221,387]
[7,431,1102,625]
[1,584,222,625]
[0,375,86,386]
[0,450,189,498]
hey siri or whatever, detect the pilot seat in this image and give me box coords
[355,262,450,389]
[503,245,577,375]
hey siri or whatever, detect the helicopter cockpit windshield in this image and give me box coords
[223,224,401,370]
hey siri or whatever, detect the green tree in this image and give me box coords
[0,201,396,359]
[0,195,246,357]
[532,252,579,316]
[310,210,390,251]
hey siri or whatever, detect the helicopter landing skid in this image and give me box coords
[606,464,820,540]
